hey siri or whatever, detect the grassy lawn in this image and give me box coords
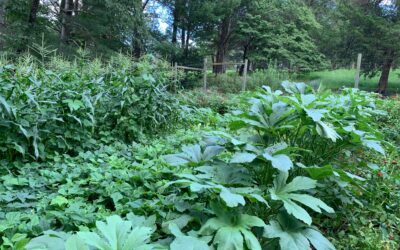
[300,69,400,94]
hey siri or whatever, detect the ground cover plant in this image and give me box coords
[0,58,399,250]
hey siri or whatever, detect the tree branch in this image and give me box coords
[142,0,150,10]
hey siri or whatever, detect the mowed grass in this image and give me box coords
[300,69,400,94]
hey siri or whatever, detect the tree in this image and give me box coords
[237,0,326,72]
[336,0,399,94]
[28,0,40,24]
[212,0,243,74]
[0,0,6,49]
[60,0,74,45]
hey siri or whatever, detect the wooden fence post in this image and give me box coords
[242,59,248,91]
[174,62,178,82]
[203,58,207,92]
[354,53,362,89]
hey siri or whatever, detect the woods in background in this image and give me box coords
[0,0,398,93]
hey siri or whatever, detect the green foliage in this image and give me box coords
[299,69,400,94]
[1,78,399,250]
[75,215,155,250]
[179,89,233,114]
[269,171,334,225]
[237,0,328,71]
[199,208,266,250]
[0,55,179,160]
[204,66,293,94]
[264,212,335,250]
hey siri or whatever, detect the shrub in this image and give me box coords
[201,66,293,93]
[161,82,387,249]
[0,55,180,161]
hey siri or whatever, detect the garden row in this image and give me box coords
[0,56,399,250]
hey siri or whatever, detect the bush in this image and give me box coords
[1,76,399,250]
[201,66,293,93]
[178,89,232,114]
[0,54,180,161]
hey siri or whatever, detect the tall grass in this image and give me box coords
[192,66,293,93]
[300,69,400,94]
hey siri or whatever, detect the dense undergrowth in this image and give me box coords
[0,57,399,250]
[0,55,179,161]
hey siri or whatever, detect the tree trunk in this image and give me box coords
[213,17,232,74]
[181,27,185,49]
[214,48,225,74]
[132,0,144,58]
[132,33,142,58]
[377,56,393,95]
[184,28,190,58]
[60,0,74,44]
[28,0,40,24]
[0,0,5,50]
[239,43,249,76]
[171,2,178,44]
[74,0,79,13]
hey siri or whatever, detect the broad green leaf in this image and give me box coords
[50,196,69,206]
[182,144,202,162]
[362,140,385,155]
[26,231,70,250]
[170,236,210,250]
[65,235,89,250]
[169,224,210,250]
[162,215,193,234]
[0,95,12,115]
[123,227,153,250]
[281,177,316,193]
[240,229,262,250]
[199,218,228,235]
[230,152,257,163]
[270,172,334,225]
[163,144,224,166]
[264,219,335,250]
[202,145,224,161]
[239,214,266,228]
[316,121,341,142]
[288,194,334,214]
[96,215,130,249]
[76,232,109,250]
[77,215,154,250]
[12,143,25,155]
[163,154,190,166]
[279,198,313,225]
[219,188,246,207]
[303,228,336,250]
[213,227,243,250]
[63,99,84,112]
[304,165,334,180]
[264,221,310,250]
[263,153,293,172]
[200,214,263,250]
[301,94,316,106]
[305,108,326,122]
[167,223,185,237]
